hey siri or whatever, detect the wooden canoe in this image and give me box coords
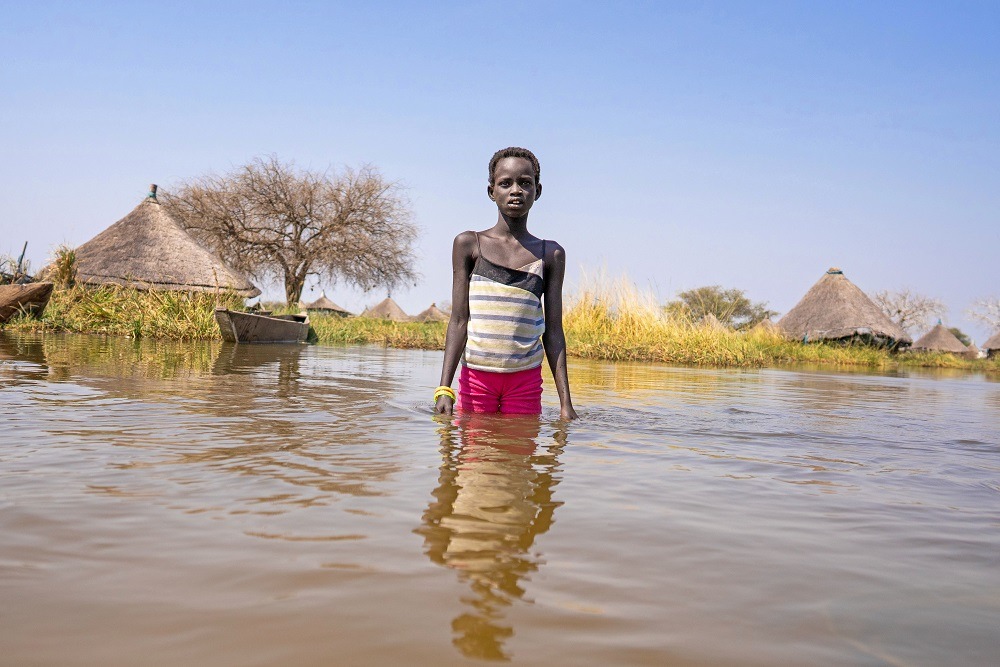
[0,282,54,324]
[214,308,309,343]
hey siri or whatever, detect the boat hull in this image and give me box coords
[214,309,309,344]
[0,282,55,324]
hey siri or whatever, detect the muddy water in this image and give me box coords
[1,333,998,666]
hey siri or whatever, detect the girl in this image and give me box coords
[434,147,577,420]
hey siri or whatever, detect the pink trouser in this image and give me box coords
[457,365,543,414]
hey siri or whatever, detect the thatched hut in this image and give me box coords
[778,268,910,348]
[698,313,726,330]
[963,342,981,360]
[305,292,351,317]
[73,185,259,296]
[361,297,409,322]
[749,319,781,335]
[910,322,968,354]
[983,331,1000,359]
[414,303,449,323]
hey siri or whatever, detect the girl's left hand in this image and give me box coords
[560,405,579,421]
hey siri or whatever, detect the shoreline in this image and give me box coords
[3,285,997,373]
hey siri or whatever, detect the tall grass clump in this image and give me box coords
[4,285,244,339]
[563,270,787,366]
[47,245,78,287]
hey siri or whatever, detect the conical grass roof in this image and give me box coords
[305,292,351,315]
[361,297,409,321]
[910,323,968,353]
[778,268,910,346]
[982,331,1000,352]
[414,303,449,323]
[74,187,260,296]
[749,319,780,335]
[698,312,726,330]
[963,342,980,360]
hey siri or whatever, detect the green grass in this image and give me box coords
[310,315,446,348]
[4,282,997,373]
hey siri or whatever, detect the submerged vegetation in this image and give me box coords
[3,281,997,372]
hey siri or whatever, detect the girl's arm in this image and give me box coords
[435,231,476,414]
[542,242,578,420]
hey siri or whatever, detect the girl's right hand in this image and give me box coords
[434,395,455,415]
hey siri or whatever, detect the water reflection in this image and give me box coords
[0,332,220,384]
[0,333,406,513]
[416,414,566,661]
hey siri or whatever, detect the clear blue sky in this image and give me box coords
[2,1,998,341]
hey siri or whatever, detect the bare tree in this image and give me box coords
[163,156,419,305]
[968,296,1000,330]
[871,288,946,335]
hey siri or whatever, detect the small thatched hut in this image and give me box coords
[778,268,910,348]
[698,313,726,330]
[749,319,781,335]
[910,322,968,354]
[361,297,409,322]
[305,292,351,317]
[74,185,259,296]
[963,342,981,360]
[983,331,1000,359]
[414,303,449,323]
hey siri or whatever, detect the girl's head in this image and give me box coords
[488,147,540,186]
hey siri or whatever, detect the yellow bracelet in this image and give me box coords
[434,386,456,402]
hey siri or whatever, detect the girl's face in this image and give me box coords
[489,157,540,219]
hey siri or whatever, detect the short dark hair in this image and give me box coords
[488,147,540,185]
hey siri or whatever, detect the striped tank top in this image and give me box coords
[463,235,546,373]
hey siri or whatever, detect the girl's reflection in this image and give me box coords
[416,413,566,661]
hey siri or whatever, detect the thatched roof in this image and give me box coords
[414,303,449,323]
[910,323,968,353]
[750,319,780,335]
[963,342,981,360]
[74,187,260,297]
[982,331,1000,352]
[698,313,726,330]
[777,268,910,346]
[305,292,351,315]
[361,297,409,321]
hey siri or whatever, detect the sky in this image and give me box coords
[2,1,998,342]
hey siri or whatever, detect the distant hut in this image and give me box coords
[983,331,1000,359]
[414,303,449,323]
[910,322,968,354]
[361,297,409,322]
[749,319,781,335]
[74,185,259,296]
[778,268,910,348]
[963,342,981,361]
[698,313,726,330]
[305,292,351,317]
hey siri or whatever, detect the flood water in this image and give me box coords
[1,333,998,666]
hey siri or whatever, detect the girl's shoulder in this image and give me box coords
[452,230,480,253]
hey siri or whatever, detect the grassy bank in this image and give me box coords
[4,285,244,340]
[4,283,997,372]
